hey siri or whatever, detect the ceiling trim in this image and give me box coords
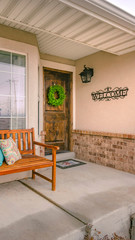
[87,0,135,23]
[0,15,117,55]
[59,0,135,35]
[0,0,134,59]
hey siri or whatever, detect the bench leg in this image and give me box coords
[32,170,35,179]
[52,165,56,191]
[52,149,56,191]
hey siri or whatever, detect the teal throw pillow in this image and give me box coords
[0,148,4,166]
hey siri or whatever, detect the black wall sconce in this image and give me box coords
[79,65,94,83]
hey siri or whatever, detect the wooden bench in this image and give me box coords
[0,128,59,191]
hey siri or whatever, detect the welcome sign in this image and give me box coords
[91,87,129,101]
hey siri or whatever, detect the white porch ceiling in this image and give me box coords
[0,0,134,60]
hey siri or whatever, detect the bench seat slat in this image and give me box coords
[0,155,53,176]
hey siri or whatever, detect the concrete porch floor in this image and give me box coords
[1,159,135,239]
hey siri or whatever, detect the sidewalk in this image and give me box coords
[0,181,85,240]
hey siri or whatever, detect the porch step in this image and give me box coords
[0,181,86,240]
[46,151,75,161]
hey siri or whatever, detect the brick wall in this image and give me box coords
[72,130,135,174]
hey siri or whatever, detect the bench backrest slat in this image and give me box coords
[1,134,4,139]
[23,133,26,151]
[0,128,35,155]
[7,133,10,138]
[12,133,16,142]
[32,127,35,155]
[18,132,21,151]
[28,132,31,150]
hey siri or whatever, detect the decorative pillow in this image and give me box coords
[0,149,4,166]
[0,137,22,165]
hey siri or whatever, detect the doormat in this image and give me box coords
[56,159,86,169]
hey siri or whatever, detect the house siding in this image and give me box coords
[73,130,135,174]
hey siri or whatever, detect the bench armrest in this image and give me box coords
[33,141,59,151]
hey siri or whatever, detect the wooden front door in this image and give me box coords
[43,68,72,153]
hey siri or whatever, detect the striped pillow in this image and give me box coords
[0,137,22,165]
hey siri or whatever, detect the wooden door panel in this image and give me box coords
[45,113,66,121]
[44,69,70,152]
[45,121,65,142]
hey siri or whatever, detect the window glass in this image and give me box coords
[0,50,26,129]
[12,118,26,129]
[12,97,26,117]
[12,53,26,75]
[12,73,25,97]
[0,72,11,95]
[0,50,11,72]
[0,96,11,117]
[0,118,10,130]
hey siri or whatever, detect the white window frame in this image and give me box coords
[0,49,27,130]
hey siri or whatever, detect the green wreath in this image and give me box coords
[48,85,66,106]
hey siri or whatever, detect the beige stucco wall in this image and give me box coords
[0,37,40,139]
[75,51,135,134]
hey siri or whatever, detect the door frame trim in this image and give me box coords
[43,65,74,151]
